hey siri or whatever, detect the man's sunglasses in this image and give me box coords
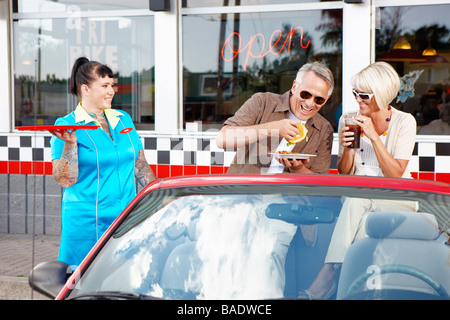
[352,89,374,101]
[299,90,326,105]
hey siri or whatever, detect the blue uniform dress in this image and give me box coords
[50,104,143,269]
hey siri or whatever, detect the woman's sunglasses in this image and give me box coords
[299,90,326,105]
[352,89,374,101]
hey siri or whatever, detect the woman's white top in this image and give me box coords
[338,107,417,178]
[354,134,387,176]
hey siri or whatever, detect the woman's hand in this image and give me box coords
[49,129,78,145]
[135,150,156,187]
[338,119,358,174]
[50,129,79,188]
[353,115,378,141]
[340,124,355,148]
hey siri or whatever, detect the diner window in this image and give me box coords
[375,4,450,135]
[13,0,148,12]
[182,9,343,131]
[182,0,334,8]
[13,6,155,130]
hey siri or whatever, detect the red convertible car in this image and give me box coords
[30,174,450,300]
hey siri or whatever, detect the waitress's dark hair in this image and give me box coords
[69,57,114,100]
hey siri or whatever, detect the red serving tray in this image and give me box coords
[16,125,99,131]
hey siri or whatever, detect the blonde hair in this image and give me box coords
[351,61,400,110]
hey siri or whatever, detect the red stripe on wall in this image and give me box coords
[418,172,435,181]
[0,161,53,175]
[436,173,450,184]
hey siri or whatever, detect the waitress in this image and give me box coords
[50,57,156,269]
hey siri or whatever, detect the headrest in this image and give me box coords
[365,211,440,240]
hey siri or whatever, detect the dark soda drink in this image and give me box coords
[346,124,361,148]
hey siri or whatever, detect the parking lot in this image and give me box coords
[0,234,59,300]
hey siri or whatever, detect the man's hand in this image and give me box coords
[268,119,300,141]
[276,157,312,173]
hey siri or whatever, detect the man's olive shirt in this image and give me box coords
[223,91,334,174]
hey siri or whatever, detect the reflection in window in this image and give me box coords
[13,0,148,13]
[182,10,342,131]
[13,15,155,130]
[182,0,327,8]
[375,5,450,135]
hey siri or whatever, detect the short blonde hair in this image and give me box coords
[351,61,400,110]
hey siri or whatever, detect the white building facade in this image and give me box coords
[0,0,449,234]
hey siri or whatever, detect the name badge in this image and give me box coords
[120,127,133,134]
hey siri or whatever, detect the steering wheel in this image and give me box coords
[345,264,449,299]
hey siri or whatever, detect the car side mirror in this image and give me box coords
[29,261,72,299]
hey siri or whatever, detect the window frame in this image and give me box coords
[10,7,157,133]
[179,1,347,135]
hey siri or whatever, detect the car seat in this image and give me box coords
[159,239,199,299]
[159,220,200,299]
[337,211,450,300]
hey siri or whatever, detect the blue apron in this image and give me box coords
[51,105,143,269]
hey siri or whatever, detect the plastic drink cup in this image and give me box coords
[345,118,361,149]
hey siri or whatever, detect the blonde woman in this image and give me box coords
[301,62,417,299]
[338,61,416,178]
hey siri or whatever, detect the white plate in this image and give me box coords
[270,153,317,160]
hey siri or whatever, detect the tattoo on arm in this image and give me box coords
[135,149,156,187]
[53,142,79,188]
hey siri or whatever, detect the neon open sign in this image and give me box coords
[221,27,311,71]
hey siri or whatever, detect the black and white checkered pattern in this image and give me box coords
[142,136,235,167]
[414,142,450,173]
[0,134,51,162]
[2,133,450,172]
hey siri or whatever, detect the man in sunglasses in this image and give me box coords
[216,61,334,175]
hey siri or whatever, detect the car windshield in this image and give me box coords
[66,184,450,300]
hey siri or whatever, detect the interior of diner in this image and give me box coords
[375,6,450,135]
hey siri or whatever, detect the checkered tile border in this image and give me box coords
[141,136,236,167]
[1,133,450,183]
